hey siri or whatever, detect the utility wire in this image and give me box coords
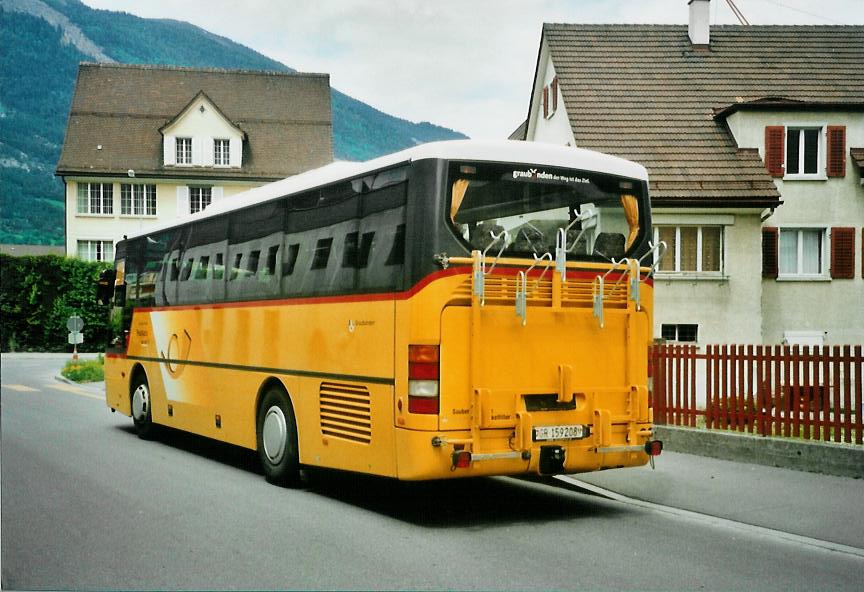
[742,0,846,25]
[725,0,751,25]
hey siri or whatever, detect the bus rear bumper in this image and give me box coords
[394,425,657,481]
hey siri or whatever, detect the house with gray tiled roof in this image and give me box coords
[56,63,333,262]
[516,0,864,346]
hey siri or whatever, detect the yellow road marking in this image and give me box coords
[4,384,39,392]
[46,382,104,401]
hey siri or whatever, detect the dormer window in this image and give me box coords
[161,93,244,168]
[176,137,192,165]
[214,139,230,166]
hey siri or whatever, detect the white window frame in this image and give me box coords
[175,137,193,166]
[120,184,157,217]
[77,239,113,262]
[777,226,828,281]
[784,124,826,180]
[76,182,114,216]
[189,186,212,214]
[661,323,699,343]
[653,224,725,279]
[213,138,230,166]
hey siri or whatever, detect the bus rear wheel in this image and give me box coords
[256,387,300,486]
[130,371,156,439]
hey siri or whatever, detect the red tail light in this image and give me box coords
[124,331,131,352]
[451,450,472,468]
[645,440,663,456]
[408,345,439,414]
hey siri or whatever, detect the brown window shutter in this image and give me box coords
[542,86,549,119]
[551,77,558,112]
[762,227,779,279]
[826,126,846,177]
[764,126,785,177]
[830,227,855,279]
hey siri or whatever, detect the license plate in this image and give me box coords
[532,424,586,442]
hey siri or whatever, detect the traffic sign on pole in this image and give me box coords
[67,315,84,333]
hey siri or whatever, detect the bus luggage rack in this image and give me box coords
[450,273,629,309]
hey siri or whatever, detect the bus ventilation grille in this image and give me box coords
[319,382,372,444]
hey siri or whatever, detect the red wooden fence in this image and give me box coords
[650,344,863,445]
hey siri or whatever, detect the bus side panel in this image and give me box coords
[105,354,132,415]
[123,299,398,475]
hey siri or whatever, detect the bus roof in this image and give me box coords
[123,139,648,242]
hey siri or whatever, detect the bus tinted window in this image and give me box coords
[448,162,644,261]
[284,244,300,276]
[311,238,333,270]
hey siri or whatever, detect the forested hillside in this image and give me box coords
[0,0,466,245]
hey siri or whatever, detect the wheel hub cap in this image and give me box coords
[262,406,287,464]
[132,384,149,421]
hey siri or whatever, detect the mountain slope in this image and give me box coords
[0,0,466,245]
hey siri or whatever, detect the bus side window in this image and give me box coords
[342,231,375,269]
[311,238,332,270]
[231,253,243,280]
[342,231,359,268]
[284,244,300,276]
[386,224,406,266]
[246,250,261,277]
[194,256,210,280]
[213,253,224,280]
[179,258,194,281]
[263,245,279,277]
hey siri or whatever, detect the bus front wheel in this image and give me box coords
[130,371,155,439]
[256,387,300,486]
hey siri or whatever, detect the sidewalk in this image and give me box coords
[571,450,864,550]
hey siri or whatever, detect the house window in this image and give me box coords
[121,184,156,216]
[176,137,192,165]
[661,324,698,343]
[779,228,825,277]
[542,77,558,119]
[214,139,230,166]
[786,127,821,177]
[189,187,212,214]
[654,226,723,275]
[76,183,113,215]
[77,240,113,262]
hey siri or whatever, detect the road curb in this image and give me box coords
[655,425,863,479]
[54,375,105,395]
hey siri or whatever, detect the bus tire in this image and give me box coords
[256,387,300,486]
[130,371,156,439]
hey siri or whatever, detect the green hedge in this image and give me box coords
[1,254,113,352]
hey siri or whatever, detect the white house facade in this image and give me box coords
[516,2,863,346]
[57,64,334,262]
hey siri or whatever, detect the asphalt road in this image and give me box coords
[2,354,862,590]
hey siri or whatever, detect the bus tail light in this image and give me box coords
[451,450,472,468]
[408,345,439,414]
[645,440,663,456]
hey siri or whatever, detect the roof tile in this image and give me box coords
[544,24,864,206]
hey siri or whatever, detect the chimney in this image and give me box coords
[688,0,711,47]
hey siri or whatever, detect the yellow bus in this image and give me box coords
[99,140,662,485]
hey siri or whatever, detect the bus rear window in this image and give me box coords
[448,162,644,261]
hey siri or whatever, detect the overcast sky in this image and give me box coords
[82,0,863,140]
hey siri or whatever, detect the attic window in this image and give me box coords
[542,77,559,119]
